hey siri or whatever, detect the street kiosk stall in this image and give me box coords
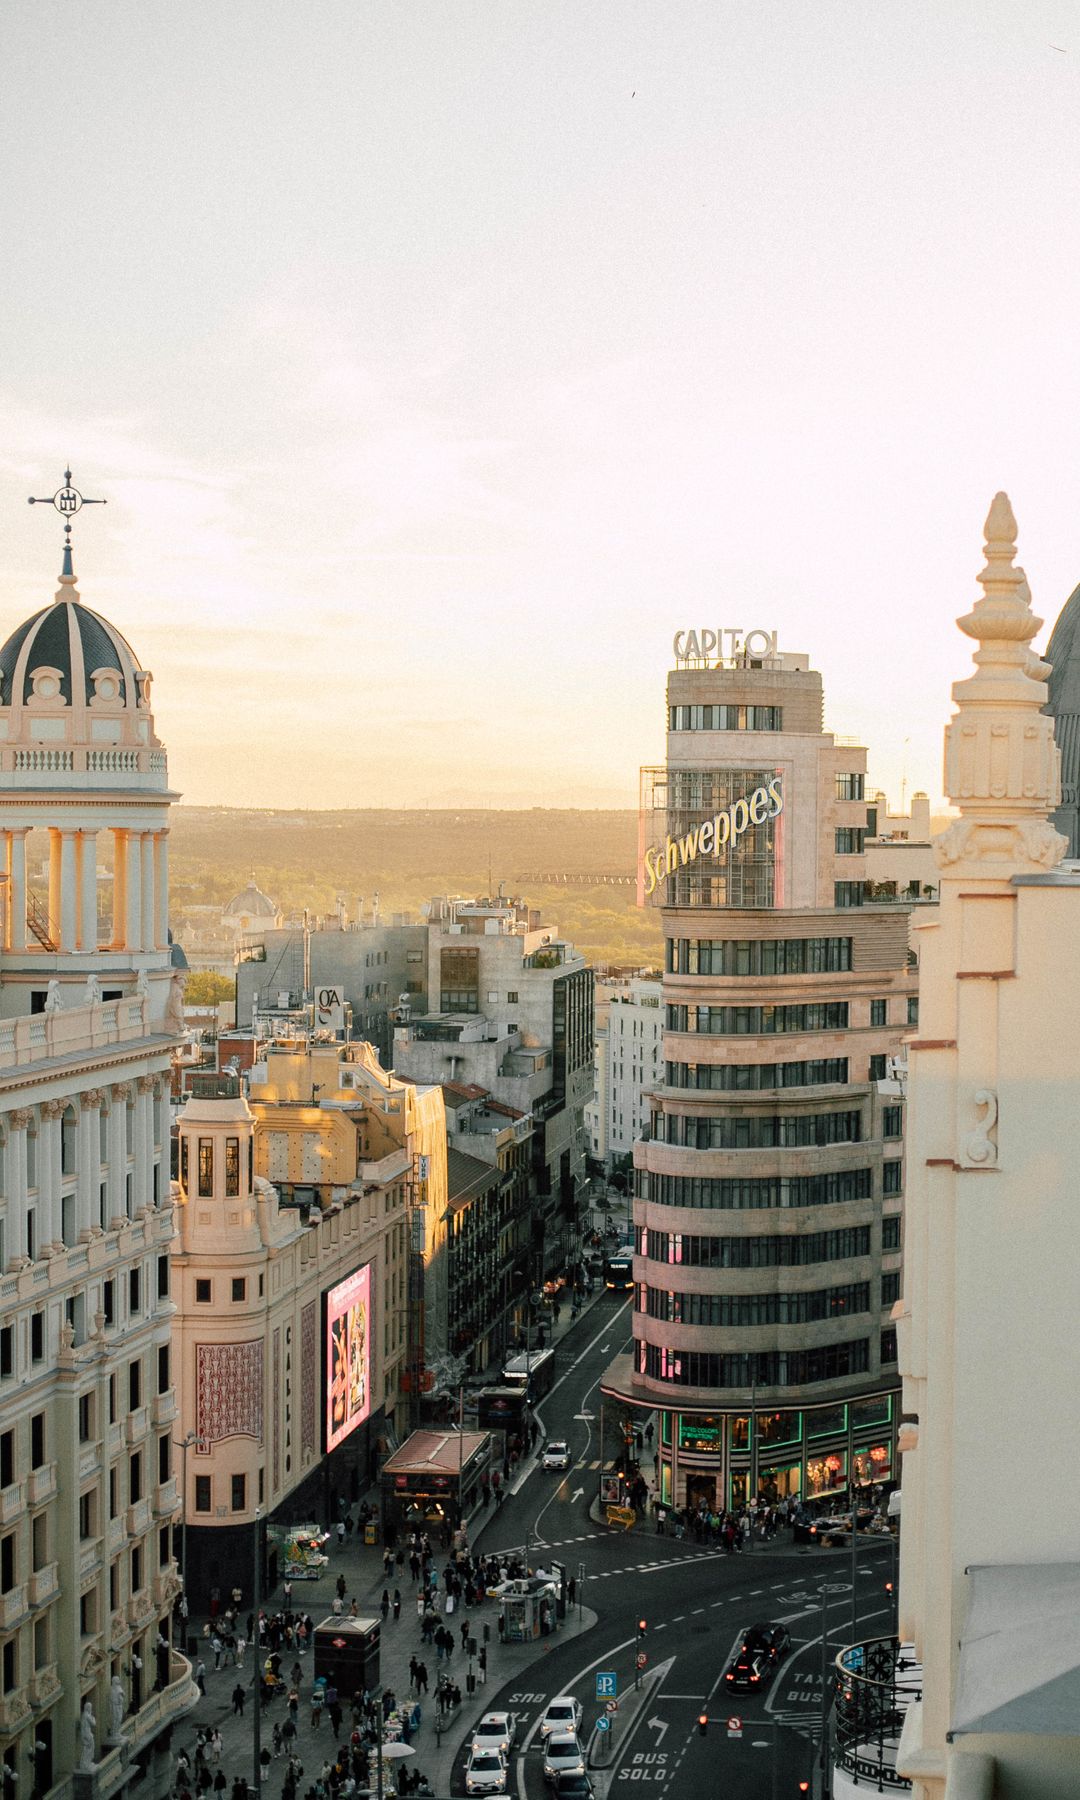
[313,1615,381,1694]
[380,1428,493,1541]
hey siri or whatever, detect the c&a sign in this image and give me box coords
[641,775,784,897]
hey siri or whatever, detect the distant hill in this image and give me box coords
[168,806,661,972]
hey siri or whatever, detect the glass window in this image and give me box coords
[882,1215,901,1251]
[231,1474,246,1512]
[869,1054,888,1081]
[807,1403,847,1438]
[806,1452,847,1497]
[231,1278,246,1302]
[883,1105,903,1139]
[870,998,887,1027]
[880,1328,898,1364]
[195,1279,212,1304]
[194,1476,211,1513]
[225,1138,240,1197]
[883,1160,903,1196]
[834,881,865,908]
[198,1138,214,1198]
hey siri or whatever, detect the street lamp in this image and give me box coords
[173,1432,206,1640]
[818,1580,848,1795]
[252,1508,262,1800]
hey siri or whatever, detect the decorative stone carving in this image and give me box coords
[940,493,1067,875]
[41,1098,67,1120]
[8,1109,34,1130]
[108,1676,126,1740]
[43,980,62,1014]
[83,973,101,1008]
[78,1700,96,1770]
[135,969,150,1000]
[166,970,186,1036]
[111,1083,132,1103]
[962,1089,998,1169]
[137,1074,156,1094]
[82,1089,107,1109]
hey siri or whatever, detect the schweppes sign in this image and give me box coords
[642,775,784,898]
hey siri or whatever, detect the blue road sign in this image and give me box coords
[596,1672,618,1699]
[596,1716,611,1733]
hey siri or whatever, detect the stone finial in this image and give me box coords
[938,493,1066,873]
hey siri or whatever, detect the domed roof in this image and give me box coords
[0,587,145,710]
[1044,581,1080,856]
[224,879,277,918]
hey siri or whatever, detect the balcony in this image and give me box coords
[26,1463,57,1506]
[832,1636,922,1795]
[0,1585,27,1631]
[0,1691,32,1733]
[127,1499,152,1538]
[126,1405,149,1446]
[0,1481,23,1526]
[28,1664,61,1709]
[128,1648,198,1746]
[152,1390,178,1427]
[27,1563,58,1609]
[154,1477,178,1517]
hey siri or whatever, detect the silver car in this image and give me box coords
[539,1695,584,1740]
[470,1713,518,1758]
[542,1733,586,1786]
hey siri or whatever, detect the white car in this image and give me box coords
[542,1733,586,1786]
[539,1695,584,1740]
[470,1713,518,1758]
[542,1440,572,1472]
[465,1746,508,1795]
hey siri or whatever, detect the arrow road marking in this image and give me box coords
[571,1486,584,1504]
[646,1716,669,1745]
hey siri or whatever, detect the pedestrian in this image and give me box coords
[195,1658,207,1696]
[460,1619,469,1651]
[336,1521,346,1549]
[336,1573,347,1602]
[235,1634,247,1668]
[380,1590,390,1621]
[416,1662,428,1696]
[273,1724,283,1758]
[567,1577,576,1606]
[644,1421,653,1446]
[211,1730,223,1765]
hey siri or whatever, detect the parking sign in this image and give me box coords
[596,1671,618,1698]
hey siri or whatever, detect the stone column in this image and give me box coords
[112,829,128,950]
[48,828,62,944]
[40,1098,66,1250]
[78,829,98,952]
[8,829,27,950]
[4,1110,32,1263]
[134,1075,155,1210]
[108,1083,132,1224]
[140,833,155,954]
[60,831,78,951]
[78,1093,104,1238]
[125,832,142,956]
[154,832,169,950]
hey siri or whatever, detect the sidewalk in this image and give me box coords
[177,1283,613,1794]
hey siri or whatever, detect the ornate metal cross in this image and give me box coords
[28,467,107,558]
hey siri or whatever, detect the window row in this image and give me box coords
[665,1058,849,1092]
[180,1135,246,1198]
[640,1280,871,1326]
[640,1224,872,1267]
[639,1337,871,1388]
[835,828,867,855]
[669,704,783,732]
[666,936,853,977]
[1,1279,170,1380]
[835,773,866,800]
[638,1167,874,1211]
[655,1109,864,1149]
[666,1001,850,1036]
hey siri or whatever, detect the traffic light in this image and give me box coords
[637,1618,647,1639]
[698,1713,708,1736]
[797,1783,810,1794]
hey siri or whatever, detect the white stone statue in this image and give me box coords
[109,1675,126,1739]
[135,969,150,1000]
[78,1701,96,1769]
[165,970,186,1035]
[44,980,62,1014]
[83,972,101,1008]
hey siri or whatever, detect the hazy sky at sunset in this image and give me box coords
[3,1,1080,811]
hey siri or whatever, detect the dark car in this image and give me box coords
[724,1648,772,1691]
[551,1776,593,1800]
[743,1621,792,1664]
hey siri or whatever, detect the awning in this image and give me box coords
[950,1563,1080,1740]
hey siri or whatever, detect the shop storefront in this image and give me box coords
[648,1391,897,1514]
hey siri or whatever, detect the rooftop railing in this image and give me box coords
[833,1635,921,1791]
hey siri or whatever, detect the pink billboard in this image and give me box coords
[324,1264,372,1453]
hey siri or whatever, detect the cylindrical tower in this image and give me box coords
[604,635,914,1519]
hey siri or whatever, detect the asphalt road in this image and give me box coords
[447,1293,894,1799]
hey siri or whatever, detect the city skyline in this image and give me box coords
[4,3,1080,812]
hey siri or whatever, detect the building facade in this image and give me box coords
[0,545,195,1800]
[235,919,428,1067]
[603,637,914,1514]
[586,976,662,1173]
[392,895,594,1282]
[170,1041,436,1602]
[891,497,1080,1799]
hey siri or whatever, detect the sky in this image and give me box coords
[2,0,1080,812]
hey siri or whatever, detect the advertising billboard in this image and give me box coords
[324,1264,372,1454]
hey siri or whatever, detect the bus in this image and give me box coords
[603,1249,634,1289]
[500,1347,556,1401]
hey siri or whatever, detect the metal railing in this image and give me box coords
[833,1635,920,1790]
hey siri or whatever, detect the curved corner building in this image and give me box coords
[602,638,912,1514]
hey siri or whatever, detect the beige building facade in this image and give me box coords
[604,642,915,1513]
[0,541,194,1800]
[894,497,1080,1799]
[170,1041,448,1599]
